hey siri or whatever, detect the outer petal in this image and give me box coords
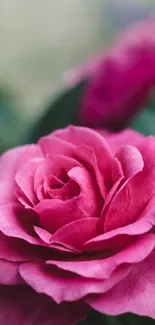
[0,232,53,262]
[0,145,42,204]
[115,145,144,179]
[104,129,144,154]
[86,248,155,319]
[19,262,131,303]
[0,260,23,285]
[0,203,42,245]
[0,285,88,325]
[15,158,43,207]
[105,131,155,170]
[136,136,155,169]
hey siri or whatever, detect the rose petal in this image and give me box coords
[0,203,43,245]
[106,131,155,172]
[136,136,155,169]
[51,126,114,197]
[36,184,45,201]
[0,145,42,183]
[116,145,144,178]
[45,155,82,177]
[68,166,102,213]
[48,233,155,280]
[105,129,144,154]
[35,166,102,234]
[51,218,99,250]
[102,166,155,232]
[19,262,131,303]
[84,197,155,252]
[34,226,52,244]
[51,126,111,153]
[0,260,23,285]
[33,155,81,194]
[75,145,110,198]
[86,247,155,319]
[0,181,17,205]
[0,285,88,325]
[0,145,42,203]
[39,135,75,158]
[16,159,43,207]
[0,232,48,262]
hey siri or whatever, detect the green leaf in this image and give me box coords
[131,95,155,135]
[0,90,23,153]
[27,81,86,143]
[78,311,155,325]
[131,108,155,135]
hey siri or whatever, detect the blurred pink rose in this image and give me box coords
[67,18,155,130]
[1,126,155,323]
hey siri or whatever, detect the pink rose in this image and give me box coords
[0,125,155,324]
[67,18,155,130]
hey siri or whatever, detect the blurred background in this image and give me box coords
[0,0,155,151]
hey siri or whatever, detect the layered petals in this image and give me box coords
[0,125,155,323]
[86,248,155,319]
[19,262,131,303]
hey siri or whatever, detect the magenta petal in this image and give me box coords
[0,232,35,262]
[105,129,144,154]
[0,285,88,325]
[39,135,75,158]
[136,136,155,168]
[0,232,52,262]
[80,18,154,129]
[0,181,17,205]
[0,145,42,203]
[34,226,52,244]
[75,145,110,198]
[19,261,130,303]
[116,145,144,178]
[106,131,155,172]
[15,159,43,207]
[0,145,42,182]
[52,126,114,197]
[0,203,43,245]
[35,172,100,233]
[48,233,155,279]
[51,126,112,151]
[44,155,81,176]
[103,166,155,232]
[68,166,102,214]
[45,125,117,199]
[51,218,99,250]
[0,260,23,285]
[86,247,155,319]
[84,199,155,252]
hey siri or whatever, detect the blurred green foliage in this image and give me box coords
[132,95,155,135]
[27,81,86,143]
[78,311,155,325]
[0,90,24,154]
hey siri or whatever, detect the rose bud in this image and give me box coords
[67,18,155,130]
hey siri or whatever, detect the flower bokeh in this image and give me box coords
[67,18,155,130]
